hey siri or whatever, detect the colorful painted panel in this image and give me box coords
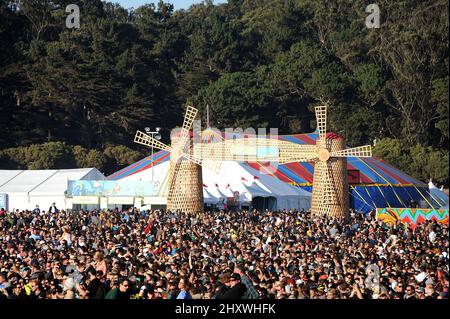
[67,180,157,197]
[377,208,449,230]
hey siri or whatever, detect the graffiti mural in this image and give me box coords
[377,208,449,230]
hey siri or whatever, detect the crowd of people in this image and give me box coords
[0,204,448,300]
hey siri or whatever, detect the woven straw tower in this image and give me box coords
[166,134,204,213]
[311,134,349,220]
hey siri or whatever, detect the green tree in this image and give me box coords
[0,0,447,185]
[72,145,107,171]
[103,145,144,171]
[432,76,449,143]
[373,138,410,178]
[192,72,273,129]
[353,64,384,105]
[426,150,449,183]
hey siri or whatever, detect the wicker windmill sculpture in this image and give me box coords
[134,106,224,213]
[134,106,207,213]
[193,106,373,220]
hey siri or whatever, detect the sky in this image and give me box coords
[115,0,226,10]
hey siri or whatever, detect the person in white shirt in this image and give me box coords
[429,230,437,243]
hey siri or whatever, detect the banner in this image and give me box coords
[377,208,449,230]
[72,196,100,204]
[108,197,135,205]
[67,180,157,197]
[0,193,8,210]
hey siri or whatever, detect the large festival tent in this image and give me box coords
[202,161,312,211]
[0,168,105,211]
[107,129,444,213]
[108,156,312,211]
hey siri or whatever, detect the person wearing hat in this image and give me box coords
[217,273,247,299]
[214,272,231,298]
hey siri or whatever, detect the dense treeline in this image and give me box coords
[0,0,448,181]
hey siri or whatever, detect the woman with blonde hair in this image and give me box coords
[93,251,107,277]
[60,226,73,247]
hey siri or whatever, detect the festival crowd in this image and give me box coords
[0,204,448,300]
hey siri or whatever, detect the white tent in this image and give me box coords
[0,168,104,211]
[429,180,449,209]
[243,164,312,211]
[203,187,219,206]
[203,162,312,211]
[232,182,269,205]
[202,185,231,209]
[117,159,312,211]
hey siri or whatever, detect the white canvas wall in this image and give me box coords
[0,168,105,211]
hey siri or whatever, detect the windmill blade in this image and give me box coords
[315,160,338,207]
[315,105,328,140]
[176,105,198,150]
[175,151,222,174]
[181,152,203,166]
[165,160,178,199]
[202,160,222,174]
[134,131,171,151]
[324,161,339,205]
[330,145,372,158]
[278,145,318,164]
[193,139,279,162]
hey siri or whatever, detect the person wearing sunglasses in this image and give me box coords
[105,278,130,300]
[404,285,416,299]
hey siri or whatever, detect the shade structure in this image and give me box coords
[108,130,438,213]
[203,187,218,206]
[0,168,105,211]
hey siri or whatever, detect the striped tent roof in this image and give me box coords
[108,130,426,187]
